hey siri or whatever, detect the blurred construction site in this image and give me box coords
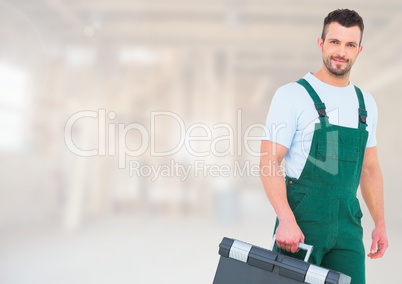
[0,1,401,283]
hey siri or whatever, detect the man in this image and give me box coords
[259,9,388,284]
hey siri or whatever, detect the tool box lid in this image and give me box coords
[218,237,351,284]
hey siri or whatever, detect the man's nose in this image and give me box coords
[336,45,347,57]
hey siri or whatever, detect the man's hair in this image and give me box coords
[321,9,365,44]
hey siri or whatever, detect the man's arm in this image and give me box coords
[259,140,304,253]
[360,146,388,259]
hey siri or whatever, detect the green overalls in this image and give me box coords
[274,78,369,284]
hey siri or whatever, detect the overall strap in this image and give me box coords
[297,79,328,123]
[354,86,368,130]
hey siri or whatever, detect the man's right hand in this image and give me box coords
[260,140,305,254]
[275,221,305,253]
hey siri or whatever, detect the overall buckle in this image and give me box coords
[315,102,327,118]
[359,108,367,126]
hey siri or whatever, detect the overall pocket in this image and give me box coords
[287,190,307,214]
[313,141,360,186]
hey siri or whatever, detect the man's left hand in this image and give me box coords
[367,225,388,259]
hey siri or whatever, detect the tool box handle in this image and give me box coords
[270,234,314,262]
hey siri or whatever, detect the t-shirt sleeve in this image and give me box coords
[261,86,298,149]
[365,92,378,148]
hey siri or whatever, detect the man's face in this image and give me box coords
[319,22,363,77]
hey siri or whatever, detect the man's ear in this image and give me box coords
[317,37,324,51]
[358,44,363,55]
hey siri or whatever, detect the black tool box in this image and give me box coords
[213,237,351,284]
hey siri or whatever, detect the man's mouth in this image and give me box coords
[332,57,348,64]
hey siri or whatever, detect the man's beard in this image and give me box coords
[323,56,353,77]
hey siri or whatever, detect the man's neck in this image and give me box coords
[314,68,350,87]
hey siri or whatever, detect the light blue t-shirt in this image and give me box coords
[262,72,378,179]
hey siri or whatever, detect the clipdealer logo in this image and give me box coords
[300,108,341,176]
[128,159,283,182]
[64,109,287,180]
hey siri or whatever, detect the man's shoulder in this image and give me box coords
[355,86,377,111]
[360,89,375,102]
[274,80,309,99]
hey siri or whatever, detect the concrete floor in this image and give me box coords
[0,211,398,284]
